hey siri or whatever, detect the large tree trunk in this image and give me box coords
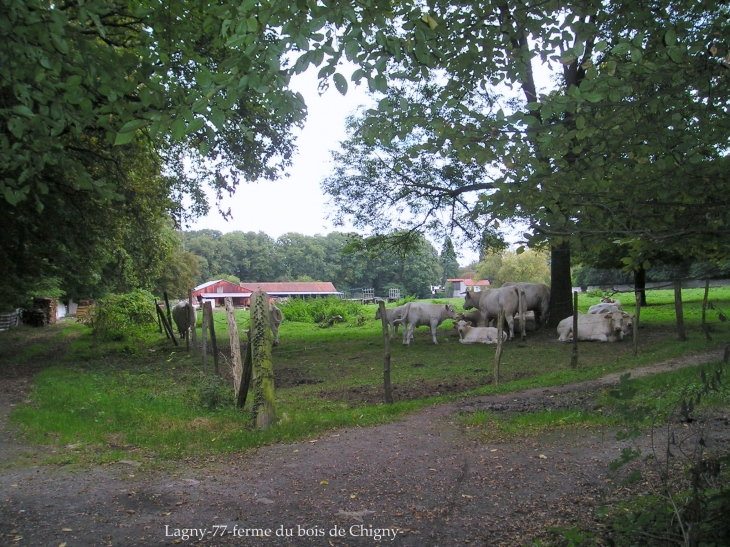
[634,267,647,306]
[548,242,573,328]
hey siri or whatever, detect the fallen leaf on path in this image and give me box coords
[337,509,375,522]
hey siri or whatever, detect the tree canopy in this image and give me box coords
[319,0,730,322]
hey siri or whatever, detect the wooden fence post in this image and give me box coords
[251,291,276,429]
[204,302,219,375]
[154,299,163,334]
[494,308,505,387]
[571,291,578,368]
[188,290,197,356]
[156,303,178,346]
[163,291,173,332]
[237,330,253,408]
[225,298,244,404]
[674,280,687,341]
[633,292,641,355]
[201,304,208,374]
[154,300,167,337]
[701,280,712,342]
[378,301,393,404]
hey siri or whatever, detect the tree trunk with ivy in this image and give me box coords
[250,291,276,429]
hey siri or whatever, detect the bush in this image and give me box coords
[85,290,157,340]
[277,296,365,323]
[196,375,233,411]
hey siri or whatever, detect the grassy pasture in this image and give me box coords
[4,286,730,463]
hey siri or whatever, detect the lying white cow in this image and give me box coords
[394,302,457,346]
[588,302,623,314]
[269,304,283,346]
[375,305,406,339]
[557,311,631,342]
[455,320,507,344]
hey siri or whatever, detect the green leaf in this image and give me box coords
[185,117,205,135]
[171,118,186,141]
[333,73,348,95]
[66,75,83,87]
[113,130,136,146]
[664,28,677,46]
[118,119,147,133]
[12,105,34,118]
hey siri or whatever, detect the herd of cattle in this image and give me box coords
[170,283,633,348]
[376,283,634,346]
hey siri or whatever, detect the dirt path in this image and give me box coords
[0,337,727,547]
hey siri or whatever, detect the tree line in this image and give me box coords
[179,230,445,300]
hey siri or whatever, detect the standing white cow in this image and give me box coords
[375,305,406,339]
[455,320,507,344]
[172,301,197,350]
[557,311,631,342]
[502,282,551,328]
[394,302,457,346]
[172,301,196,337]
[269,304,284,346]
[463,286,526,340]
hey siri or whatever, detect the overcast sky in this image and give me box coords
[187,68,489,265]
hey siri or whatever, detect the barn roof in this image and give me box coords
[193,279,249,293]
[244,282,339,293]
[194,279,223,291]
[447,278,490,286]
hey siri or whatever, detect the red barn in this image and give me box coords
[244,282,343,299]
[191,280,253,308]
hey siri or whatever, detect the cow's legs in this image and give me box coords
[430,321,439,345]
[407,324,415,346]
[505,315,516,340]
[401,323,410,346]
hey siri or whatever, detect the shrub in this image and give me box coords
[85,290,157,340]
[196,375,233,411]
[277,296,365,323]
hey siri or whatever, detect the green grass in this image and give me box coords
[5,286,730,463]
[459,359,729,440]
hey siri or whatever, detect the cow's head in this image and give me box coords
[463,291,479,310]
[620,312,634,334]
[455,319,470,331]
[454,312,472,323]
[444,303,457,319]
[606,311,625,336]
